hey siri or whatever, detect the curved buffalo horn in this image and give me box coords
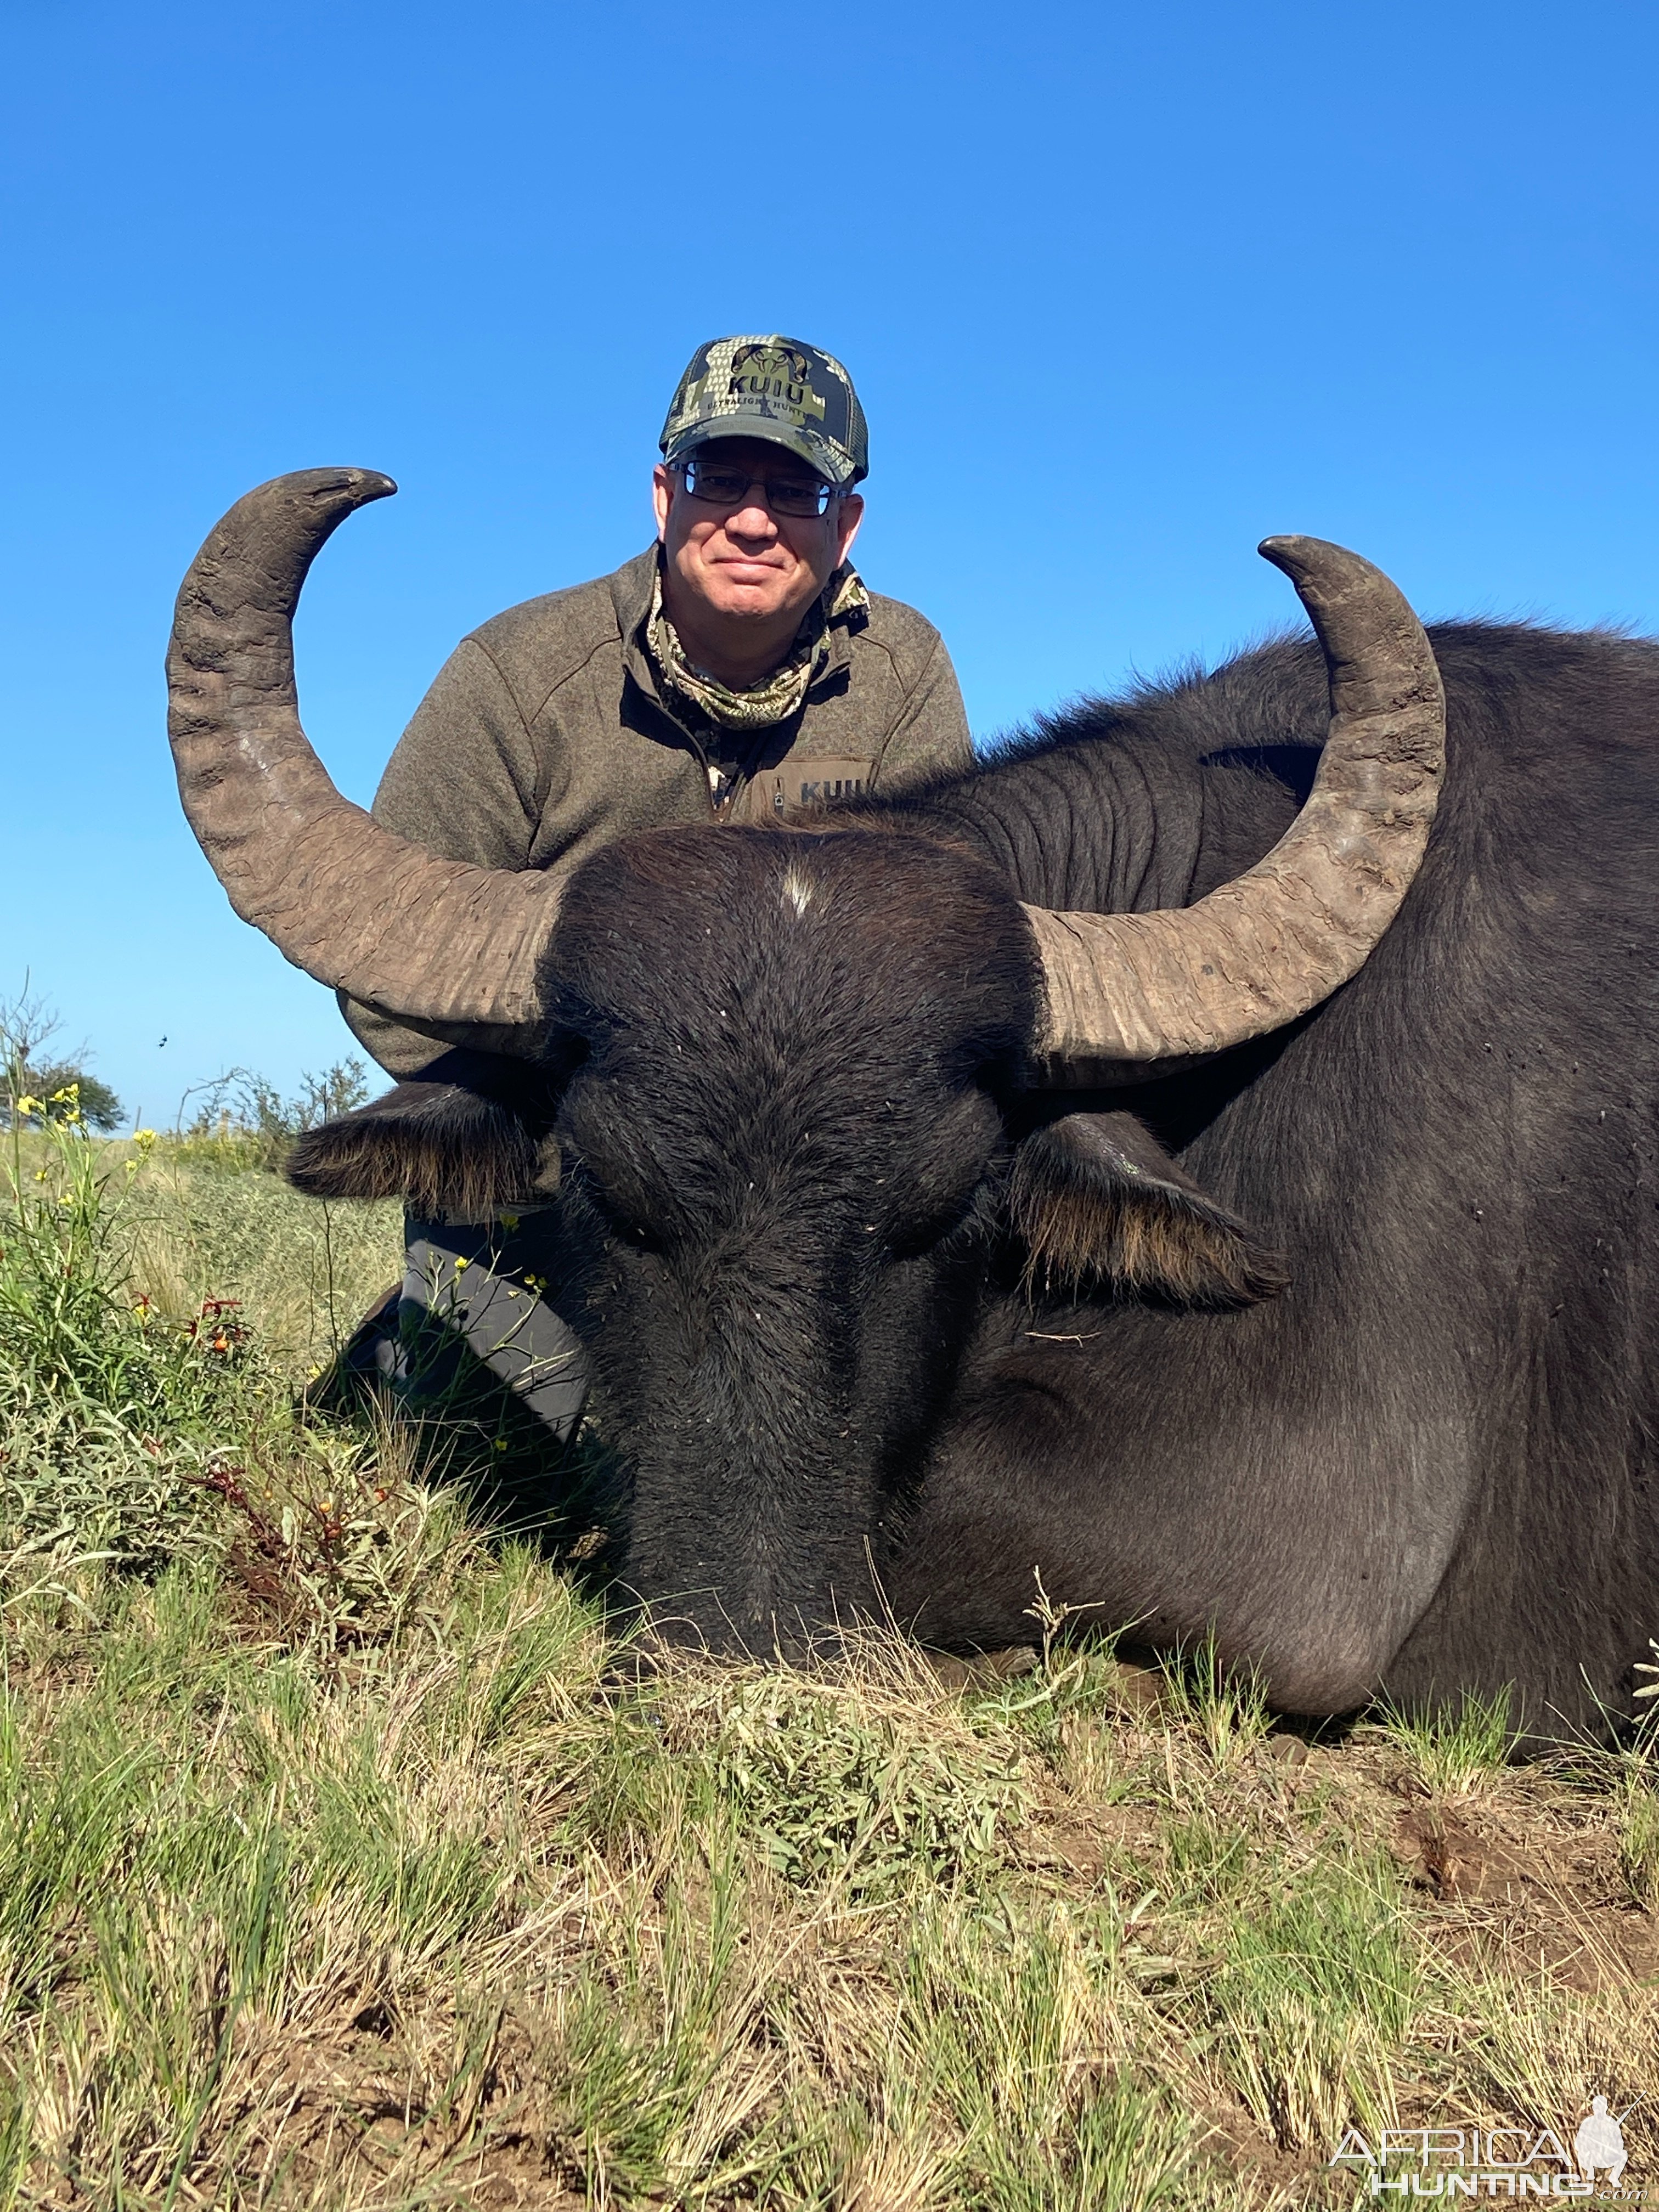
[1022,536,1445,1078]
[167,469,563,1031]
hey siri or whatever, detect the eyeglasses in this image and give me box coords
[674,457,838,518]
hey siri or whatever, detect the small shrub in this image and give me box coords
[713,1671,1025,1895]
[0,1400,224,1595]
[171,1059,369,1173]
[196,1436,462,1656]
[595,1660,1031,1901]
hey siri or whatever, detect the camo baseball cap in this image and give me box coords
[659,335,868,489]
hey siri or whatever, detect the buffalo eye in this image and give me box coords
[559,1154,664,1256]
[595,1201,663,1257]
[886,1177,995,1261]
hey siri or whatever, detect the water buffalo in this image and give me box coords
[168,471,1657,1736]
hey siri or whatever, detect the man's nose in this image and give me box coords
[724,495,779,539]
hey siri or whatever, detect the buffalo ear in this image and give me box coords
[1007,1110,1285,1308]
[285,1050,561,1220]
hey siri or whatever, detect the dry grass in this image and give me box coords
[3,1135,1657,2208]
[126,1137,403,1368]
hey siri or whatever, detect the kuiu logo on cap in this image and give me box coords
[727,342,829,428]
[661,334,869,486]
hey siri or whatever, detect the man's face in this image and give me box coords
[652,436,864,630]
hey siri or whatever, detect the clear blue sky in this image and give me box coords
[3,0,1654,1126]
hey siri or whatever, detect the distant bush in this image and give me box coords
[3,1062,123,1132]
[0,984,123,1132]
[171,1058,370,1171]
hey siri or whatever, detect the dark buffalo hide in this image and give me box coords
[291,622,1659,1739]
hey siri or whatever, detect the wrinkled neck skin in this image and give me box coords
[883,668,1317,914]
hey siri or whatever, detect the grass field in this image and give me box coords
[2,1119,1656,2208]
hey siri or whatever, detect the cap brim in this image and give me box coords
[662,418,859,488]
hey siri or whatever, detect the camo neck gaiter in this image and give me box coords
[647,560,869,731]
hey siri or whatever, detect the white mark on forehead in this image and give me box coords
[780,863,817,919]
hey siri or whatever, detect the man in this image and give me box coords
[343,335,973,1446]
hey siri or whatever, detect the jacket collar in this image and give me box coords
[614,545,864,714]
